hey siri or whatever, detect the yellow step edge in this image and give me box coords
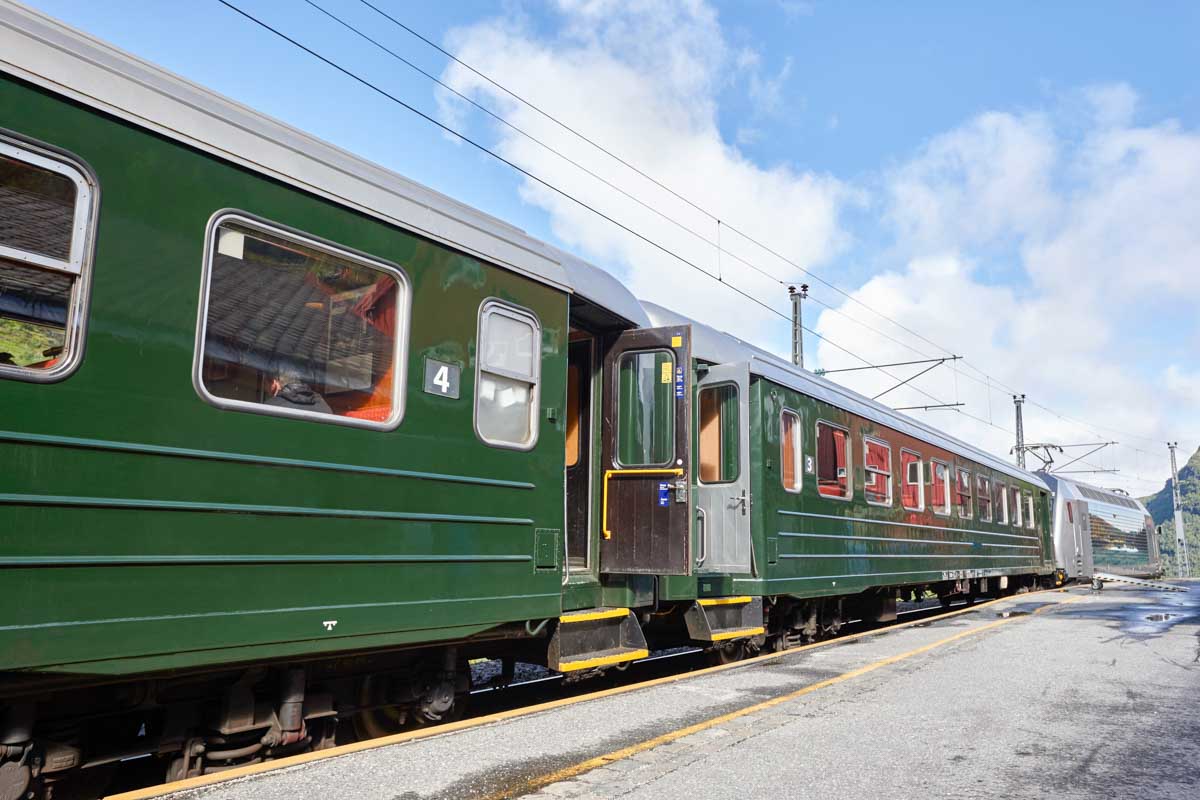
[558,648,649,672]
[560,607,630,624]
[697,596,754,607]
[709,627,766,642]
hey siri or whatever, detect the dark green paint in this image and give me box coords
[0,75,566,676]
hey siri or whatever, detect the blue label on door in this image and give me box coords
[658,482,670,507]
[675,366,685,398]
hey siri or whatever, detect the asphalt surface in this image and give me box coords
[155,583,1200,800]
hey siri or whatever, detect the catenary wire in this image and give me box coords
[220,0,1176,472]
[355,0,1191,453]
[216,0,934,394]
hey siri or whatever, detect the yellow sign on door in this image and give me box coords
[661,361,672,383]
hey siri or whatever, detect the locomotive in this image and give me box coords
[0,5,1151,796]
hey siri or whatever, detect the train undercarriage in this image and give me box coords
[0,575,1054,799]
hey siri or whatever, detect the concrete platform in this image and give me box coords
[143,583,1200,800]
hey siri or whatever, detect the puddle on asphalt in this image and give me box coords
[996,611,1031,618]
[1146,613,1177,622]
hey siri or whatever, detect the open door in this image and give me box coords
[600,326,692,575]
[695,362,751,573]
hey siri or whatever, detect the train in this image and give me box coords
[0,5,1160,797]
[1039,473,1160,585]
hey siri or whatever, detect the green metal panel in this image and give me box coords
[0,76,565,676]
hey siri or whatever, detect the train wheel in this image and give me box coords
[706,642,746,666]
[352,675,408,740]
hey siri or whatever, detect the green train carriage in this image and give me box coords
[642,304,1055,652]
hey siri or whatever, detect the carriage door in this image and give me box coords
[600,326,692,575]
[695,363,751,573]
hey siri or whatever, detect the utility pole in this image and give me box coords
[788,284,808,368]
[1168,442,1191,577]
[1013,394,1026,469]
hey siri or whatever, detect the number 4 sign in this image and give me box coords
[423,358,461,399]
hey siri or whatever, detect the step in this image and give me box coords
[684,596,765,643]
[547,607,650,672]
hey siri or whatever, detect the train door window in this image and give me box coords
[930,459,951,516]
[197,214,410,429]
[1010,486,1022,527]
[955,467,973,519]
[815,421,850,499]
[476,300,541,449]
[900,450,924,511]
[1023,493,1036,529]
[617,349,674,466]
[863,437,892,506]
[995,481,1009,524]
[780,408,802,493]
[0,136,96,382]
[977,475,993,522]
[698,383,739,483]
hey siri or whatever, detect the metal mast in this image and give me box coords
[788,284,808,368]
[1013,395,1026,469]
[1168,442,1191,577]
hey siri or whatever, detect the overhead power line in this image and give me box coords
[215,0,950,404]
[219,0,1180,480]
[353,1,1190,459]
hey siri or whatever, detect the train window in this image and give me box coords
[977,475,993,522]
[863,437,892,506]
[197,214,409,429]
[901,450,924,511]
[930,459,951,515]
[476,300,541,449]
[617,349,674,466]
[815,421,851,499]
[955,467,973,519]
[1023,492,1036,529]
[1010,486,1022,527]
[780,409,802,493]
[0,136,96,382]
[698,383,739,483]
[995,481,1009,524]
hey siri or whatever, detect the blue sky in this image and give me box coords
[23,0,1200,491]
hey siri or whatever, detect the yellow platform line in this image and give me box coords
[493,593,1086,798]
[698,596,753,607]
[559,607,629,623]
[709,627,765,642]
[104,587,1079,800]
[558,648,650,672]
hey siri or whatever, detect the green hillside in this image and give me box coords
[1141,445,1200,578]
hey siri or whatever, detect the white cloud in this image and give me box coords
[817,84,1200,493]
[884,111,1060,252]
[748,56,793,117]
[436,2,1194,494]
[440,0,854,345]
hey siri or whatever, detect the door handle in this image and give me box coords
[695,507,707,567]
[734,489,748,516]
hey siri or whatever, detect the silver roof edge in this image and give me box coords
[554,249,649,328]
[641,301,1048,490]
[0,1,569,292]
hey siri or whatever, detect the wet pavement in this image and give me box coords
[146,583,1199,800]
